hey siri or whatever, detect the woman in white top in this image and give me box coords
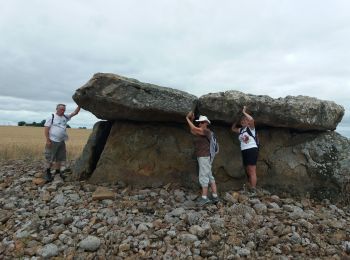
[231,106,259,190]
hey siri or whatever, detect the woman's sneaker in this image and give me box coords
[198,197,211,206]
[211,196,219,204]
[248,187,257,197]
[59,173,66,181]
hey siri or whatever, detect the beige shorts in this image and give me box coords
[197,156,215,187]
[44,141,66,164]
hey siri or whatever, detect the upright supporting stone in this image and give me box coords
[72,121,112,180]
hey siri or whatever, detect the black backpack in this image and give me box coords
[51,113,69,124]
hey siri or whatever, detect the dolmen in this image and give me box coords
[72,73,350,202]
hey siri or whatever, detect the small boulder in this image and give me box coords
[78,235,101,252]
[92,187,115,201]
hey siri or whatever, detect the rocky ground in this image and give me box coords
[0,160,350,259]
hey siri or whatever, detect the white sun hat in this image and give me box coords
[195,115,211,124]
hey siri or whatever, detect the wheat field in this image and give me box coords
[0,126,92,161]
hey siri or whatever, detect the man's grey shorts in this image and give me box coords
[197,156,215,187]
[44,141,66,163]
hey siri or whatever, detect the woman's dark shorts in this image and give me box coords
[241,148,259,166]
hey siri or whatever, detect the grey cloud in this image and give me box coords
[0,1,349,137]
[0,96,97,128]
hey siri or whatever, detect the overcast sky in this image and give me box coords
[0,0,349,137]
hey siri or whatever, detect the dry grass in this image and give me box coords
[0,126,91,161]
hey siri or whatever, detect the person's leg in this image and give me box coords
[242,150,250,189]
[247,165,257,188]
[45,165,53,181]
[50,141,60,170]
[44,144,54,181]
[209,181,219,203]
[197,157,211,205]
[53,161,61,170]
[210,182,217,194]
[198,157,209,197]
[202,186,208,197]
[204,159,219,202]
[55,162,62,174]
[56,142,67,180]
[208,170,218,198]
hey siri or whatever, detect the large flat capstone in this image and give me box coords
[72,73,197,123]
[198,91,344,131]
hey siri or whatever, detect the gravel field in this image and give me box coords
[0,160,349,259]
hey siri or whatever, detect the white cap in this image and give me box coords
[195,115,211,124]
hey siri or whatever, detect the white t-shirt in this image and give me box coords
[238,127,258,150]
[44,114,71,142]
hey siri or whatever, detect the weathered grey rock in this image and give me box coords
[137,223,150,232]
[42,234,56,244]
[259,130,350,201]
[198,90,344,130]
[253,203,267,214]
[87,120,244,190]
[167,230,177,237]
[52,193,65,205]
[78,235,101,251]
[186,212,202,226]
[72,121,112,180]
[82,119,350,202]
[88,120,201,188]
[227,204,256,216]
[170,208,186,217]
[91,186,115,201]
[189,225,206,238]
[38,243,59,258]
[15,229,30,239]
[179,233,198,244]
[72,73,197,123]
[235,247,251,257]
[0,210,12,224]
[119,243,130,252]
[71,74,349,203]
[0,160,350,259]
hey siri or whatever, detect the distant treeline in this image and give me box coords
[17,120,72,128]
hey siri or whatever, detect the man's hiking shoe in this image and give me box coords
[198,197,211,206]
[59,173,66,181]
[211,196,220,204]
[45,173,53,183]
[62,168,72,173]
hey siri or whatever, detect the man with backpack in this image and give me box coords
[231,106,259,193]
[186,111,219,206]
[44,104,80,182]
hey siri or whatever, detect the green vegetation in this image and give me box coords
[18,120,71,128]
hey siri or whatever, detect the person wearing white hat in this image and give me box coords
[186,111,219,206]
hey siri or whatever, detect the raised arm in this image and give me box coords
[242,106,255,129]
[231,119,240,134]
[186,111,206,136]
[69,106,81,118]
